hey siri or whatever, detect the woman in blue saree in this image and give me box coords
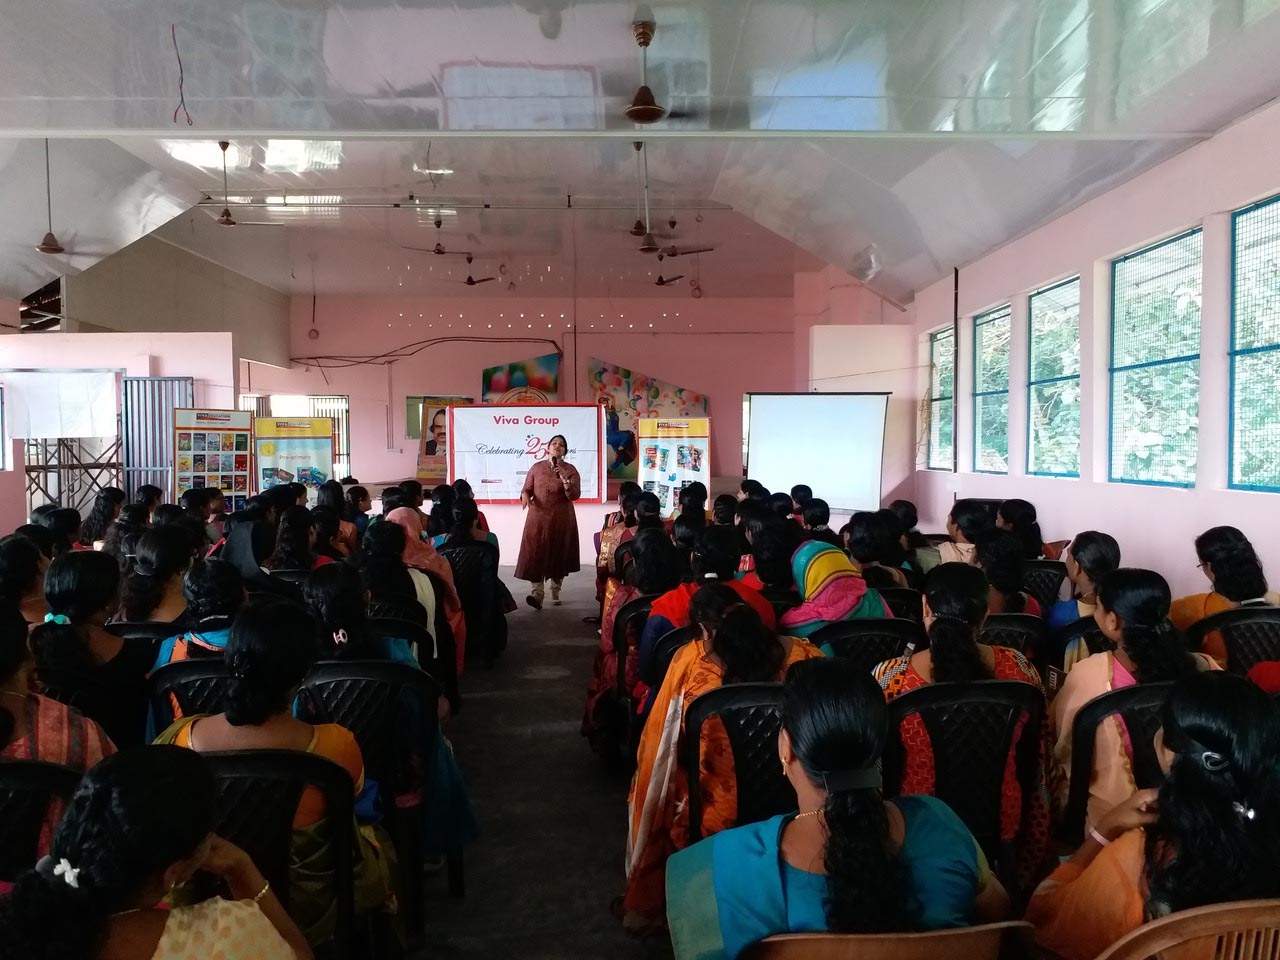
[666,658,1010,960]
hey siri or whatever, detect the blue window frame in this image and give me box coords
[927,328,955,470]
[1027,278,1081,477]
[1108,229,1202,487]
[1230,194,1280,492]
[972,305,1011,474]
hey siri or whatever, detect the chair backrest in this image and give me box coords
[879,587,924,622]
[148,659,234,732]
[1058,681,1173,846]
[682,682,794,844]
[810,618,926,675]
[266,568,311,585]
[980,613,1045,655]
[201,749,355,955]
[0,761,83,882]
[649,626,698,694]
[612,540,637,577]
[883,680,1045,865]
[438,542,499,608]
[1095,898,1280,960]
[368,616,434,659]
[743,920,1035,960]
[1185,607,1280,675]
[299,660,440,793]
[1022,560,1067,610]
[761,586,800,618]
[615,594,662,702]
[107,620,181,643]
[194,614,235,634]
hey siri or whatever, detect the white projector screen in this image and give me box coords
[745,393,889,512]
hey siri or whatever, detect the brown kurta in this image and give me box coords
[515,458,582,582]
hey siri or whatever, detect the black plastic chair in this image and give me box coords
[266,568,312,586]
[879,587,924,622]
[682,682,795,843]
[439,542,506,664]
[300,660,453,937]
[201,749,356,958]
[148,659,233,732]
[1057,682,1173,846]
[107,620,180,643]
[368,616,434,661]
[615,594,659,683]
[612,540,637,578]
[0,760,83,882]
[980,614,1046,655]
[809,619,926,675]
[1022,561,1067,611]
[883,680,1045,881]
[761,586,800,619]
[648,625,698,693]
[1184,606,1280,675]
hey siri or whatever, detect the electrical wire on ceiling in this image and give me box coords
[291,336,563,371]
[170,24,193,126]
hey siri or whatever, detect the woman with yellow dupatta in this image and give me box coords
[777,540,892,645]
[1029,673,1280,960]
[623,584,821,933]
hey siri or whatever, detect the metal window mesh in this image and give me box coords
[1029,279,1081,475]
[1232,196,1280,488]
[974,306,1011,472]
[1111,231,1202,484]
[929,330,955,469]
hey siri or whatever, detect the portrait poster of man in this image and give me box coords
[415,395,473,483]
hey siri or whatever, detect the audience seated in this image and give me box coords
[779,541,892,648]
[264,506,332,573]
[1046,531,1121,639]
[32,551,152,747]
[0,532,49,625]
[597,488,641,605]
[361,522,438,656]
[431,498,498,552]
[872,562,1046,879]
[938,499,994,566]
[977,530,1042,616]
[666,658,1010,959]
[845,511,911,589]
[625,584,822,932]
[711,494,737,526]
[890,498,941,574]
[427,483,456,538]
[315,480,358,556]
[0,747,312,960]
[134,483,165,521]
[383,507,466,670]
[1029,672,1280,960]
[798,498,842,549]
[151,559,244,671]
[12,523,55,561]
[100,503,151,574]
[345,485,373,540]
[637,526,778,685]
[156,598,394,945]
[79,486,125,549]
[996,499,1046,560]
[44,508,84,556]
[583,529,682,755]
[788,484,812,519]
[306,562,417,666]
[1051,568,1219,831]
[179,488,217,547]
[309,507,346,564]
[738,479,769,504]
[0,603,115,858]
[739,515,800,595]
[1170,526,1278,664]
[452,478,490,532]
[119,525,196,624]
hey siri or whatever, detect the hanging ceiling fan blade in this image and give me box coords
[655,274,685,286]
[473,276,496,284]
[663,245,716,257]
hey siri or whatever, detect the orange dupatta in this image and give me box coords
[386,507,468,673]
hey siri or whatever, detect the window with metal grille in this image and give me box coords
[1231,195,1280,491]
[305,396,351,480]
[1109,229,1202,486]
[973,305,1011,474]
[927,328,955,470]
[1027,278,1081,477]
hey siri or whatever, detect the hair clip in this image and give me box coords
[1200,750,1230,773]
[333,629,349,647]
[43,613,70,626]
[53,858,80,889]
[1233,801,1257,821]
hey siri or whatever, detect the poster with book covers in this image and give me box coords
[254,417,335,504]
[174,409,253,512]
[636,417,711,516]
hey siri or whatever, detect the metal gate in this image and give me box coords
[121,376,194,499]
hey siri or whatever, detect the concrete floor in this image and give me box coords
[420,569,673,960]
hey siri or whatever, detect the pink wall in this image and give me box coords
[911,99,1280,597]
[0,442,26,531]
[242,294,800,484]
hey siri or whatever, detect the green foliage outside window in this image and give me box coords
[1028,279,1081,476]
[928,329,955,470]
[1231,196,1280,489]
[974,306,1011,473]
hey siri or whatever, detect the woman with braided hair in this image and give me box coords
[0,746,311,959]
[1051,568,1219,832]
[1030,671,1280,960]
[667,658,1010,958]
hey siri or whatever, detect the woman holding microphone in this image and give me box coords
[517,434,581,609]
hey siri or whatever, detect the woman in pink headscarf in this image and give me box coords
[386,507,468,673]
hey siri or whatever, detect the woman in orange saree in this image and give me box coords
[623,585,822,933]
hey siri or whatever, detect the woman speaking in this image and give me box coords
[516,433,581,609]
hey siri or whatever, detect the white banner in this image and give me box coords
[449,404,604,503]
[0,370,118,439]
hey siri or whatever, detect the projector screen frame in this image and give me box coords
[743,391,891,512]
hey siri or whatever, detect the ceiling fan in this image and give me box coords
[624,11,701,125]
[657,244,715,258]
[460,254,495,286]
[654,274,684,286]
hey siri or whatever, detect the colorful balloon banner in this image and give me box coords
[481,352,560,404]
[586,357,709,479]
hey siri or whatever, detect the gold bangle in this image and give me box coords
[252,879,271,903]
